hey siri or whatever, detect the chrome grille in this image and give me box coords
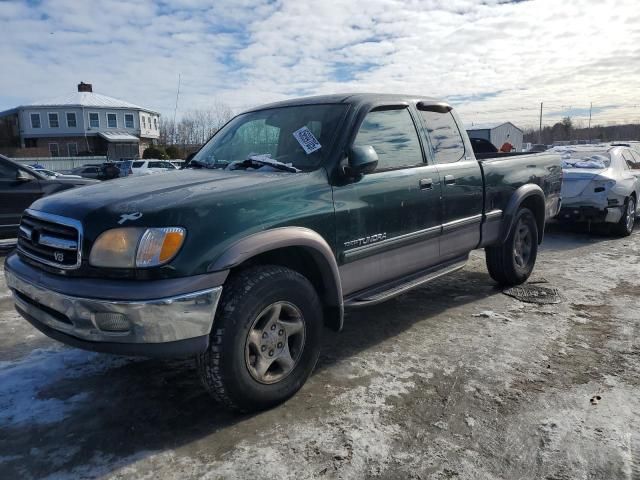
[17,210,82,269]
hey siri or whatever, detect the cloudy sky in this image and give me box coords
[1,0,639,128]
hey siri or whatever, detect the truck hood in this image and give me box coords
[31,169,310,223]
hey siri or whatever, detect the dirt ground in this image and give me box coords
[0,224,639,480]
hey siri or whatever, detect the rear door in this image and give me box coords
[333,105,442,296]
[0,159,43,237]
[417,107,483,261]
[622,149,640,208]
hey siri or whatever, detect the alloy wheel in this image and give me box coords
[513,219,533,268]
[626,198,635,232]
[245,301,306,384]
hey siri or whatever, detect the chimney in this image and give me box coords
[77,82,93,93]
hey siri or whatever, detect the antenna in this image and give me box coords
[172,73,181,144]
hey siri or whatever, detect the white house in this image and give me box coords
[0,82,160,159]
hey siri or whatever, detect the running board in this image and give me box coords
[344,257,468,308]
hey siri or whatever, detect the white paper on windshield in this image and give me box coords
[292,127,322,154]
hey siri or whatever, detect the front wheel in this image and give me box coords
[485,207,539,286]
[197,265,323,412]
[612,196,635,237]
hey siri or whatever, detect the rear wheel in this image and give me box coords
[197,265,322,412]
[486,207,538,286]
[612,196,635,237]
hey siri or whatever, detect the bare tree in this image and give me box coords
[159,100,235,154]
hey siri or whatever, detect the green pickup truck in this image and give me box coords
[5,94,562,411]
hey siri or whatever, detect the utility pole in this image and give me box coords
[538,102,543,144]
[588,102,592,143]
[172,73,181,145]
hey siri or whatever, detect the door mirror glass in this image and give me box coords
[348,145,379,175]
[16,170,34,182]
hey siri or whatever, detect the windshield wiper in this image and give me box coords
[237,155,301,173]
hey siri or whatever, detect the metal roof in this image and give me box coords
[18,91,159,114]
[466,121,523,132]
[98,131,140,143]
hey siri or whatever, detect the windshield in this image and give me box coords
[192,104,347,172]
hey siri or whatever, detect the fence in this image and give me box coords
[11,156,107,171]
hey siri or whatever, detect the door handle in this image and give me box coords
[419,178,433,190]
[444,175,456,185]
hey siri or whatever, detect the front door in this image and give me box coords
[333,106,442,296]
[0,159,43,237]
[417,107,483,261]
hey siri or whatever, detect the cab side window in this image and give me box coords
[0,161,18,179]
[419,110,465,164]
[353,108,424,171]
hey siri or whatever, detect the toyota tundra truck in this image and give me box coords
[4,94,562,412]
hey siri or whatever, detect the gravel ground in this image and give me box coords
[0,224,639,479]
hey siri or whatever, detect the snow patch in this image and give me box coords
[0,347,135,426]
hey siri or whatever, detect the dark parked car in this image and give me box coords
[0,154,98,239]
[69,164,103,179]
[115,160,134,177]
[530,144,548,153]
[4,93,563,411]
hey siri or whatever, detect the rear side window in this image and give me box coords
[132,161,144,168]
[353,108,424,171]
[622,150,640,170]
[419,110,465,164]
[148,161,163,168]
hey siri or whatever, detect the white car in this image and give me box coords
[556,145,640,236]
[131,160,178,176]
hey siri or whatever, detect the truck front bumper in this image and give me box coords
[4,254,224,358]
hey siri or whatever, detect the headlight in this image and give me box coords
[136,227,186,267]
[89,227,185,268]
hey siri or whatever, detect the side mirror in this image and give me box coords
[347,145,378,175]
[16,170,33,182]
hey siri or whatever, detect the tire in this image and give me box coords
[612,196,635,237]
[196,265,323,412]
[485,207,538,286]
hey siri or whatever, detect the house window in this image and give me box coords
[142,116,146,129]
[49,143,59,157]
[66,112,77,128]
[125,113,134,128]
[48,113,59,128]
[89,112,100,128]
[30,113,41,129]
[107,113,117,128]
[25,138,37,148]
[154,117,158,130]
[67,143,78,156]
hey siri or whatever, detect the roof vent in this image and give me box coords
[77,82,93,93]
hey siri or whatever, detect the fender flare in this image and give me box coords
[208,227,344,331]
[500,184,546,244]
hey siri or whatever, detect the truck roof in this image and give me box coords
[246,93,448,112]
